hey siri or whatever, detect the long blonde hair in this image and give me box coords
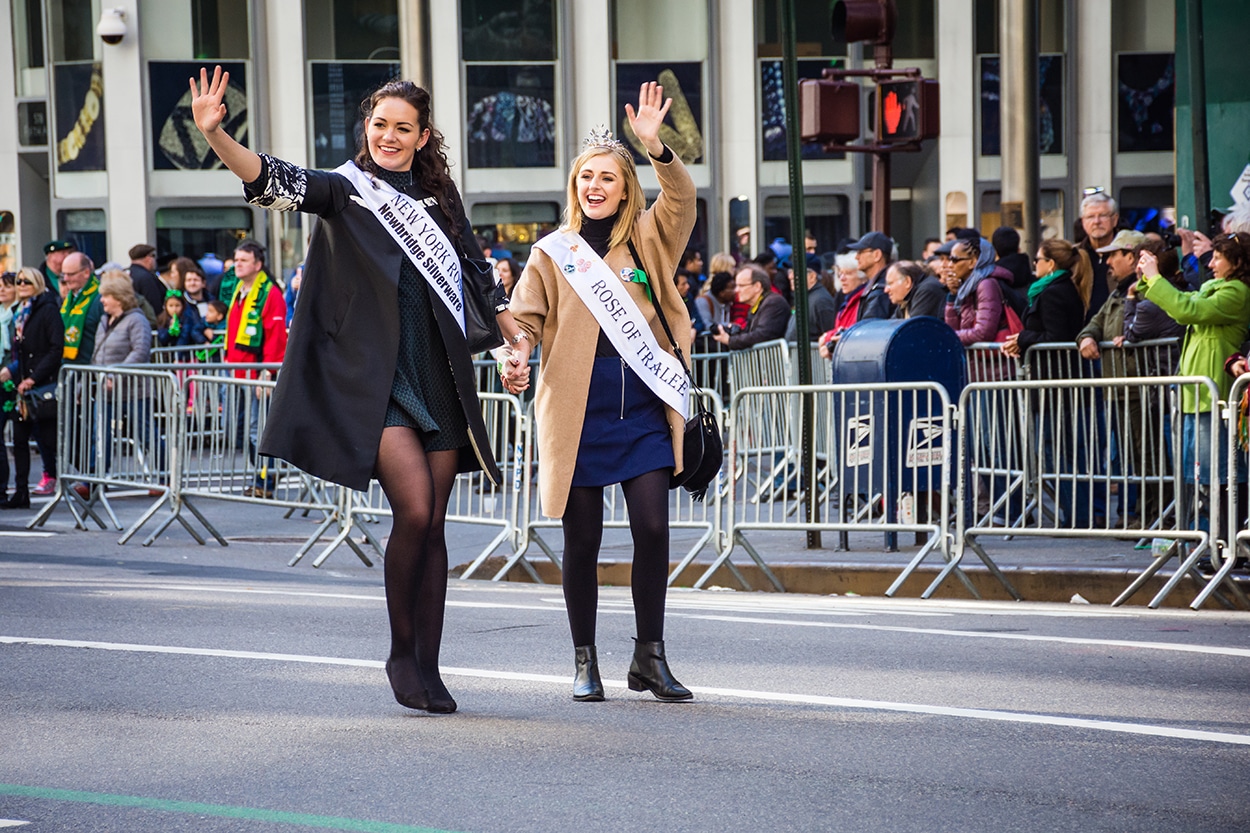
[562,146,646,252]
[1039,238,1093,311]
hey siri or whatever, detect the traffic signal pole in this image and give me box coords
[1001,0,1040,257]
[780,0,821,549]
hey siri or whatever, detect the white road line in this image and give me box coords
[2,635,1248,747]
[0,532,55,538]
[671,614,1250,658]
[0,821,31,828]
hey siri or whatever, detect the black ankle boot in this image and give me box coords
[573,645,605,702]
[627,639,692,702]
[1,490,30,510]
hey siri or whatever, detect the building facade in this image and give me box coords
[0,0,1180,278]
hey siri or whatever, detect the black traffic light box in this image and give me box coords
[877,79,939,143]
[831,0,897,45]
[799,79,861,144]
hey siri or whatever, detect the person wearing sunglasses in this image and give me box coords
[0,267,64,508]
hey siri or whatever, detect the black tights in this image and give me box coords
[561,468,671,647]
[374,426,459,698]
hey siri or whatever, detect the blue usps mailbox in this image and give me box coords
[829,317,965,547]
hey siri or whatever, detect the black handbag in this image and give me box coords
[21,382,56,422]
[627,241,723,501]
[455,238,505,354]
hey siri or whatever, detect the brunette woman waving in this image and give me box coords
[190,66,529,714]
[505,83,697,702]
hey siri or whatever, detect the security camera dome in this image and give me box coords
[98,9,126,45]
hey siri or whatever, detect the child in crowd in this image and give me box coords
[156,290,207,347]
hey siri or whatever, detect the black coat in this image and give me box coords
[857,269,894,321]
[128,263,168,315]
[894,274,947,320]
[1017,271,1087,352]
[245,154,501,491]
[11,291,64,387]
[728,290,791,349]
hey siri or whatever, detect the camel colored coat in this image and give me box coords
[510,151,696,518]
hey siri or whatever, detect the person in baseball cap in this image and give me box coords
[845,232,896,320]
[42,239,77,294]
[1094,229,1146,254]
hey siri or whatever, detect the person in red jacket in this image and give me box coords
[225,240,287,497]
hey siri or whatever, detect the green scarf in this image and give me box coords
[1026,268,1066,307]
[61,275,99,360]
[230,271,272,352]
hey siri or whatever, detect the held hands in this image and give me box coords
[189,65,230,137]
[500,345,532,394]
[1000,333,1021,358]
[624,82,671,158]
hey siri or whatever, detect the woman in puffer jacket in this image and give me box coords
[941,237,1015,345]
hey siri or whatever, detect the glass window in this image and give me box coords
[760,59,847,162]
[149,61,248,170]
[49,0,96,63]
[304,1,400,168]
[756,0,847,58]
[0,210,16,273]
[191,0,251,59]
[304,0,398,61]
[979,189,1065,242]
[461,0,557,62]
[976,0,1065,54]
[612,1,708,166]
[980,55,1064,156]
[1117,185,1176,236]
[470,202,560,262]
[155,206,253,262]
[14,0,47,97]
[893,0,935,60]
[613,0,706,61]
[53,62,106,172]
[465,65,557,169]
[57,208,107,265]
[763,194,850,258]
[1116,53,1174,153]
[309,62,401,169]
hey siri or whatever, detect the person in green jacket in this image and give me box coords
[1137,233,1250,530]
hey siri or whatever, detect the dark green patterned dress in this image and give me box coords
[379,167,468,452]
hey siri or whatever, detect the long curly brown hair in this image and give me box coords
[354,80,463,237]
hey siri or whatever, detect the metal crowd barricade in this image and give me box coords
[964,342,1020,384]
[149,343,226,364]
[501,390,726,585]
[143,370,341,556]
[702,383,958,595]
[28,365,181,544]
[1188,373,1250,610]
[933,375,1243,608]
[311,392,528,571]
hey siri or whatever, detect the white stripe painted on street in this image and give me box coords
[2,635,1248,747]
[0,820,31,828]
[16,580,1240,657]
[0,532,55,538]
[672,614,1250,658]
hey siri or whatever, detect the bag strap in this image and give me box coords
[626,239,706,417]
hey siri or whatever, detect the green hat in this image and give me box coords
[43,240,75,255]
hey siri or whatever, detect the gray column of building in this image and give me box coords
[1000,0,1039,254]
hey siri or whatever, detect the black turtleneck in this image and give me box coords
[580,214,617,259]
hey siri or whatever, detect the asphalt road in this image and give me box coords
[2,529,1249,833]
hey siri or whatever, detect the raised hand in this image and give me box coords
[190,65,230,137]
[624,81,671,158]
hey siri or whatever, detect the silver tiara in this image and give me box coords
[582,124,627,152]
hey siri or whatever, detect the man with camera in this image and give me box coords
[710,263,789,350]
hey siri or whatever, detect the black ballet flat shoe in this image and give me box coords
[385,658,432,711]
[627,639,693,702]
[419,667,457,714]
[573,645,605,702]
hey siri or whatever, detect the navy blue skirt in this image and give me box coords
[571,356,674,488]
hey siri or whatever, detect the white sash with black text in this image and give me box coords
[335,161,465,335]
[533,230,689,415]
